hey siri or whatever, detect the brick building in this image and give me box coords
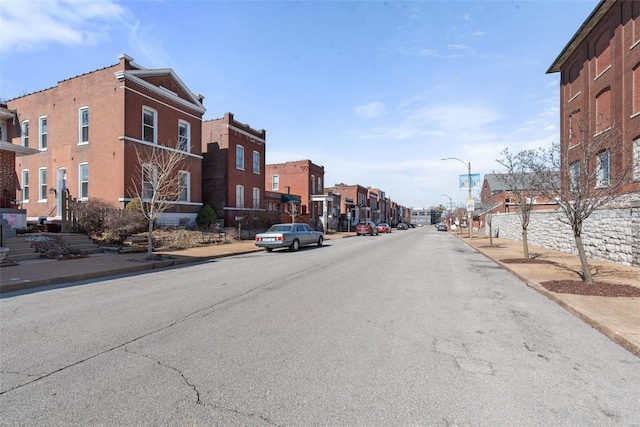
[265,160,325,228]
[324,183,372,227]
[6,54,206,224]
[202,112,266,226]
[547,0,640,196]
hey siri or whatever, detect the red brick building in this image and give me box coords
[202,112,266,226]
[547,0,640,196]
[265,160,325,228]
[6,54,206,224]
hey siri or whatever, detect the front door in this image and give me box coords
[56,167,66,218]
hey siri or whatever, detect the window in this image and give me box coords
[21,121,29,147]
[21,170,29,202]
[272,175,279,191]
[568,62,581,99]
[236,184,244,207]
[39,116,47,150]
[178,121,190,152]
[633,138,640,181]
[142,164,157,199]
[236,145,244,170]
[595,31,610,76]
[634,64,640,114]
[253,151,260,173]
[570,161,580,192]
[78,163,88,199]
[596,151,610,187]
[178,171,190,201]
[142,108,157,143]
[253,187,260,208]
[318,177,323,192]
[595,89,611,133]
[39,168,47,201]
[569,110,581,147]
[79,107,89,144]
[311,175,315,194]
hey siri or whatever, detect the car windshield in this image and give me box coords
[267,225,293,232]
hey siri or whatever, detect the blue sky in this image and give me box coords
[0,0,599,209]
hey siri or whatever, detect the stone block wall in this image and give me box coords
[488,205,640,267]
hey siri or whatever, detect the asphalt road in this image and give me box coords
[1,227,639,426]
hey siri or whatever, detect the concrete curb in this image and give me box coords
[0,248,261,294]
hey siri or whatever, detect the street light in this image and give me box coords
[442,157,473,239]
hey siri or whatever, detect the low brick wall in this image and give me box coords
[487,204,640,267]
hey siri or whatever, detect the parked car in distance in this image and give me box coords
[376,223,391,233]
[356,220,379,236]
[408,223,416,228]
[397,223,408,230]
[437,223,448,231]
[255,223,324,252]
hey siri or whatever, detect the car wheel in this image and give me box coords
[317,236,323,247]
[290,239,300,252]
[266,247,273,252]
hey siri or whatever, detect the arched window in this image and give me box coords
[595,88,611,133]
[595,31,610,76]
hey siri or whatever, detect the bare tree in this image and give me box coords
[477,199,498,247]
[524,120,630,283]
[130,144,188,259]
[284,201,300,223]
[495,149,540,258]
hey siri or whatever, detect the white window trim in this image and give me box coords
[272,175,279,191]
[236,184,245,207]
[252,150,260,174]
[78,106,89,145]
[236,145,245,170]
[38,167,47,202]
[21,120,29,147]
[78,163,89,200]
[21,169,29,203]
[178,170,190,202]
[142,163,158,200]
[142,107,158,144]
[178,120,191,152]
[39,116,47,151]
[253,187,260,209]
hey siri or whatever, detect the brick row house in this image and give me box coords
[2,53,411,237]
[4,54,206,226]
[547,0,640,198]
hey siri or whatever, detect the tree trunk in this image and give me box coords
[488,224,494,247]
[574,234,593,283]
[147,219,154,259]
[522,228,530,259]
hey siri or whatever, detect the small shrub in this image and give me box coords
[74,198,114,237]
[102,208,147,245]
[196,205,218,230]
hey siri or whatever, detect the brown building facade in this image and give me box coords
[265,159,325,227]
[6,54,206,224]
[202,112,266,226]
[547,0,640,196]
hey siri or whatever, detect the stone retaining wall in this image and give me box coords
[487,205,640,267]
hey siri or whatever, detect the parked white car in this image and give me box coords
[255,223,324,252]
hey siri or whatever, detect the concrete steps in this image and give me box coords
[49,233,103,254]
[2,237,41,262]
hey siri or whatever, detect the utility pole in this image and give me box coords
[442,157,473,239]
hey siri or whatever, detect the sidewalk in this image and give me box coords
[1,231,638,357]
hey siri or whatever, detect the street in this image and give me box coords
[1,227,639,426]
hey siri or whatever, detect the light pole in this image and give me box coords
[442,194,453,228]
[442,157,473,239]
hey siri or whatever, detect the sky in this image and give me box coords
[0,0,600,209]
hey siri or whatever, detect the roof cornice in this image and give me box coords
[114,69,206,114]
[547,0,615,74]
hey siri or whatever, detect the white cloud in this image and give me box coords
[355,102,385,120]
[0,0,126,53]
